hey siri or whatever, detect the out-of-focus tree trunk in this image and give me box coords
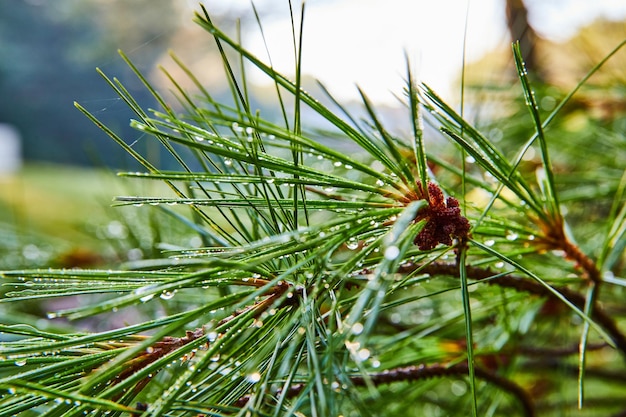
[505,0,543,81]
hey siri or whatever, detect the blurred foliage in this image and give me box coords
[0,163,206,271]
[1,1,154,166]
[0,0,261,167]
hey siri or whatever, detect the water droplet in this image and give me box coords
[106,221,128,239]
[207,332,218,342]
[600,270,614,282]
[134,285,156,303]
[14,359,27,367]
[351,323,364,335]
[7,388,15,395]
[46,312,57,319]
[390,313,401,324]
[384,246,400,260]
[357,348,370,361]
[246,372,261,384]
[22,244,42,261]
[345,340,360,354]
[484,239,495,247]
[346,239,359,250]
[506,232,519,241]
[127,248,143,261]
[224,159,233,166]
[160,291,175,300]
[333,161,342,167]
[451,380,467,396]
[376,179,385,187]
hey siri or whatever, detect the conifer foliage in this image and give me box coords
[1,3,626,416]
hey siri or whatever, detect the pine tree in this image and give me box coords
[2,4,626,416]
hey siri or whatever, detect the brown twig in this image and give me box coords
[112,279,299,399]
[393,261,626,357]
[356,362,534,417]
[217,280,298,326]
[536,217,602,285]
[111,327,206,400]
[560,238,602,284]
[517,342,608,357]
[235,363,534,416]
[521,360,626,383]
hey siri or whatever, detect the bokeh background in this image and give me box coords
[1,0,625,168]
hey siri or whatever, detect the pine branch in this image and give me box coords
[392,261,626,356]
[234,363,535,417]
